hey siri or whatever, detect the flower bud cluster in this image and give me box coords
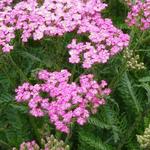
[15,69,111,133]
[41,135,70,150]
[123,48,145,70]
[137,124,150,149]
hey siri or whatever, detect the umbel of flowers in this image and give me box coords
[13,134,70,150]
[123,48,145,70]
[0,0,129,68]
[126,0,150,30]
[137,124,150,149]
[15,69,111,133]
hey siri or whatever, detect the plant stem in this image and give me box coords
[28,116,42,146]
[55,131,62,140]
[132,31,146,50]
[65,124,74,144]
[5,54,42,145]
[0,140,11,149]
[7,54,28,81]
[109,63,127,89]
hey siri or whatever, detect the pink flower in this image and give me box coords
[15,69,111,133]
[126,0,150,30]
[77,117,86,125]
[0,0,129,67]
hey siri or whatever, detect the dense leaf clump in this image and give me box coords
[0,0,150,150]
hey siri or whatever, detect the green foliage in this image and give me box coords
[137,124,150,150]
[0,0,150,150]
[118,72,143,113]
[0,93,31,149]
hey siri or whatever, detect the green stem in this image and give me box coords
[140,35,150,44]
[65,124,74,144]
[55,131,62,140]
[109,63,127,89]
[132,31,146,50]
[70,65,76,82]
[7,54,28,81]
[5,54,42,145]
[28,116,42,146]
[65,133,71,144]
[0,140,11,149]
[128,27,136,49]
[117,114,142,150]
[55,124,73,144]
[117,108,150,150]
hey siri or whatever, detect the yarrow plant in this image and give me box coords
[0,0,130,68]
[15,69,111,133]
[67,14,129,68]
[13,134,70,150]
[1,0,150,149]
[126,0,150,30]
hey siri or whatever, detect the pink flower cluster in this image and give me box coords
[0,0,129,68]
[13,140,39,150]
[15,69,111,133]
[0,0,13,10]
[0,0,107,52]
[0,3,15,52]
[126,0,150,30]
[68,14,129,68]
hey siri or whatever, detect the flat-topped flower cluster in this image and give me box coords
[13,140,39,150]
[126,0,150,30]
[15,69,111,133]
[0,0,130,68]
